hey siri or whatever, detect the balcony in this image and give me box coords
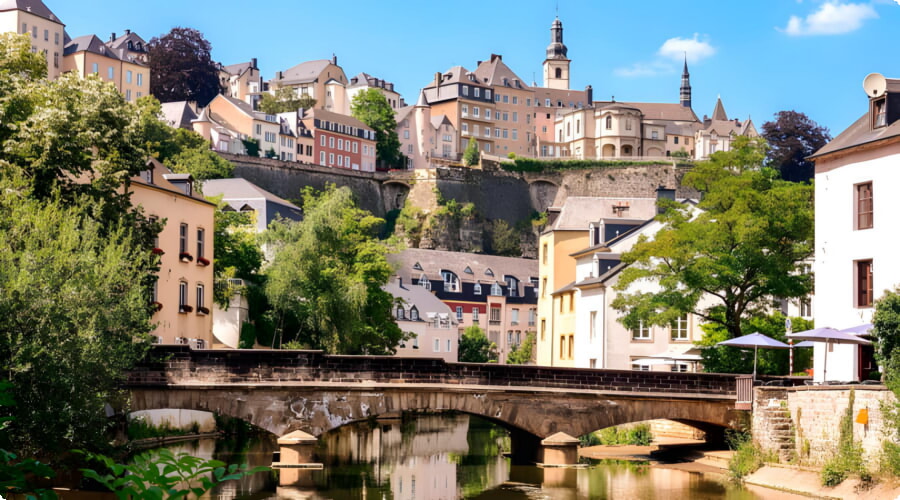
[489,320,502,326]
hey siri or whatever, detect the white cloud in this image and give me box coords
[782,2,878,36]
[657,34,717,63]
[614,34,715,78]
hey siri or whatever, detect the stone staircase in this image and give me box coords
[756,402,796,462]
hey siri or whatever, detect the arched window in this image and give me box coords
[396,306,406,320]
[491,282,503,296]
[441,270,460,292]
[410,306,419,321]
[555,67,562,79]
[605,116,612,130]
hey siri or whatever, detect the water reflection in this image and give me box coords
[153,413,767,500]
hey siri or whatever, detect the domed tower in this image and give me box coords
[543,17,571,90]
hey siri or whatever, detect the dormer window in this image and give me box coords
[418,273,431,290]
[410,307,419,321]
[874,99,887,128]
[491,282,502,296]
[396,307,405,320]
[474,283,482,295]
[505,276,519,297]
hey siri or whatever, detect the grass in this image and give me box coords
[581,423,653,447]
[127,416,200,440]
[502,158,680,173]
[726,430,777,482]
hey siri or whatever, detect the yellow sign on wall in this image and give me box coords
[856,408,869,425]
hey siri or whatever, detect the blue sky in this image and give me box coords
[53,0,900,135]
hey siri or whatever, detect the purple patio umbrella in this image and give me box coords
[787,327,872,382]
[717,332,790,378]
[840,323,873,336]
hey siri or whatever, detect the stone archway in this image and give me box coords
[601,144,616,158]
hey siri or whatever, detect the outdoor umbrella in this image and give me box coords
[840,323,873,336]
[717,332,790,378]
[787,327,873,382]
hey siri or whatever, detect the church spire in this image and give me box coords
[680,53,692,108]
[546,17,568,60]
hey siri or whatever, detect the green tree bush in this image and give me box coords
[463,137,480,167]
[488,219,521,257]
[459,326,498,363]
[697,312,812,375]
[506,332,535,365]
[872,290,900,475]
[351,88,401,168]
[264,185,406,353]
[258,87,316,114]
[612,137,814,339]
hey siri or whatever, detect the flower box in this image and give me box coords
[178,304,193,314]
[150,301,163,312]
[152,247,165,256]
[197,256,210,266]
[179,252,194,263]
[197,306,210,315]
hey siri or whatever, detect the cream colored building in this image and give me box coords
[348,72,403,111]
[62,33,149,102]
[535,196,661,366]
[130,159,215,347]
[385,278,460,362]
[695,97,758,159]
[396,91,459,169]
[203,94,296,160]
[220,58,262,108]
[270,56,348,112]
[0,0,64,78]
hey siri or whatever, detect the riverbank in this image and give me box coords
[581,441,900,499]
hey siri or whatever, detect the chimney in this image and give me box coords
[396,276,403,287]
[477,60,482,66]
[110,32,116,42]
[586,85,593,105]
[125,29,131,35]
[331,53,337,65]
[655,186,676,215]
[277,71,283,80]
[434,72,441,88]
[251,58,258,69]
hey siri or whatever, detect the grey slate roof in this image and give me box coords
[202,178,303,231]
[275,59,331,85]
[473,54,529,89]
[160,101,198,129]
[64,34,119,59]
[711,97,728,121]
[620,102,699,122]
[389,248,537,284]
[384,280,453,317]
[223,61,254,77]
[574,262,628,287]
[107,31,147,53]
[430,114,451,129]
[0,0,62,24]
[811,112,900,159]
[549,197,659,231]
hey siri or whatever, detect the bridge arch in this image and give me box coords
[527,179,560,213]
[380,180,411,211]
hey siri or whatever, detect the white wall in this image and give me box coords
[814,146,900,381]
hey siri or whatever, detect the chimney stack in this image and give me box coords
[251,58,258,70]
[586,85,593,104]
[110,32,116,42]
[331,53,337,65]
[277,71,283,80]
[125,29,131,35]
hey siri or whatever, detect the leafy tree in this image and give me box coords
[506,332,535,365]
[459,326,498,363]
[209,198,263,308]
[258,87,317,114]
[697,311,812,375]
[762,111,831,183]
[265,147,278,159]
[171,147,234,183]
[242,137,260,157]
[264,185,406,354]
[488,219,521,257]
[0,179,155,457]
[351,88,401,168]
[612,137,814,339]
[463,137,480,166]
[148,27,223,107]
[0,32,47,80]
[873,290,900,393]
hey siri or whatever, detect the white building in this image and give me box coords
[385,277,460,362]
[808,73,892,382]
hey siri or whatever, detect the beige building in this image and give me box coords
[62,33,149,102]
[0,0,65,79]
[220,59,262,108]
[395,91,459,169]
[270,56,348,112]
[130,159,215,347]
[535,196,661,366]
[106,29,148,64]
[385,278,459,362]
[202,94,296,160]
[695,97,758,159]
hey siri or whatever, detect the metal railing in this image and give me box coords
[735,375,753,410]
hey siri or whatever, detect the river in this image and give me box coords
[156,413,779,499]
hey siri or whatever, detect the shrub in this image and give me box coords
[820,389,865,486]
[239,321,256,349]
[579,432,600,447]
[504,157,665,173]
[626,424,652,446]
[821,461,847,487]
[728,437,764,481]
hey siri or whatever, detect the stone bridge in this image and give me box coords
[127,347,753,463]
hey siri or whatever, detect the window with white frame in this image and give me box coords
[410,307,419,321]
[473,283,482,295]
[396,306,405,320]
[196,284,205,310]
[472,307,479,322]
[179,223,188,253]
[456,306,463,321]
[462,85,469,96]
[196,228,205,259]
[320,135,326,146]
[447,339,452,352]
[671,314,689,341]
[632,320,651,340]
[434,338,441,352]
[490,283,502,296]
[179,281,188,309]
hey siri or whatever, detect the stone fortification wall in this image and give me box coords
[753,386,895,465]
[218,153,697,225]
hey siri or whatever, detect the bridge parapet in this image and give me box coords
[129,346,741,396]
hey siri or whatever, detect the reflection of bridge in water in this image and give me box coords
[127,346,750,465]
